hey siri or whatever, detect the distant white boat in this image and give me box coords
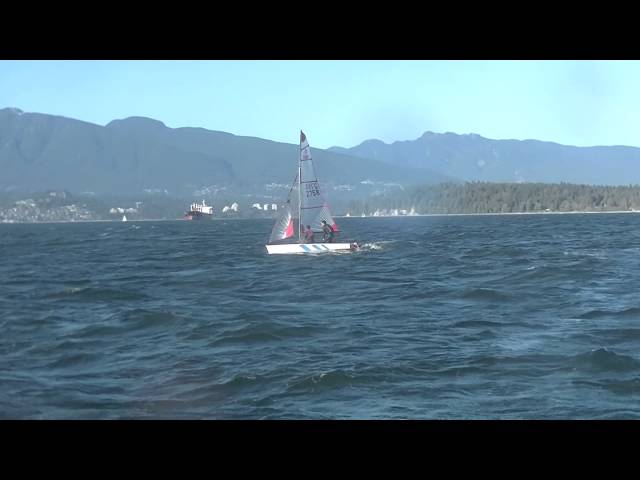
[122,215,127,222]
[265,131,359,255]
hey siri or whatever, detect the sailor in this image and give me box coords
[303,225,314,243]
[321,220,335,243]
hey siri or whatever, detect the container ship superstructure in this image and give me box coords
[185,200,213,220]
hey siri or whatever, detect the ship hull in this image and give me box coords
[185,211,213,220]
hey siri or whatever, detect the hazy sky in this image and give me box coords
[1,60,639,149]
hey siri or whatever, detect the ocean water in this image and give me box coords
[2,214,640,419]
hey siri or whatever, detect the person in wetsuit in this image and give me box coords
[321,220,335,243]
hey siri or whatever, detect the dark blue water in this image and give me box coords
[2,214,640,419]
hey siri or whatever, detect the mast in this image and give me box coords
[298,131,302,243]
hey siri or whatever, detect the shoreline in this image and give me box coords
[337,210,640,218]
[0,217,273,225]
[2,210,640,225]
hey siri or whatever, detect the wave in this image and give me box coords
[454,320,505,328]
[45,287,147,302]
[356,275,411,285]
[577,307,640,320]
[459,288,512,301]
[211,323,327,347]
[124,310,185,331]
[573,378,640,397]
[570,348,640,373]
[286,370,359,392]
[45,352,97,369]
[71,323,127,339]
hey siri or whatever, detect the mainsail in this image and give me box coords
[298,131,338,234]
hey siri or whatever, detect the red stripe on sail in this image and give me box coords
[284,218,294,238]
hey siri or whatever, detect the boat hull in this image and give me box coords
[184,211,213,220]
[266,242,357,255]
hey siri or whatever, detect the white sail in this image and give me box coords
[268,202,294,243]
[298,131,338,233]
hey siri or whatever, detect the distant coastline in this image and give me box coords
[3,209,640,225]
[337,210,640,218]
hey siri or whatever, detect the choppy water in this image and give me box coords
[2,214,640,419]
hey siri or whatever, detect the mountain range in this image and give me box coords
[0,108,447,200]
[329,132,640,185]
[3,107,640,203]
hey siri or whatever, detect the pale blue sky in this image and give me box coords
[1,60,639,149]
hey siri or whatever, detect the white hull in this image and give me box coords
[266,242,355,255]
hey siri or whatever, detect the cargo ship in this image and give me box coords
[184,200,213,220]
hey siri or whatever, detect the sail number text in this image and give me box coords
[305,182,321,197]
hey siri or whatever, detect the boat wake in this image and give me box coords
[359,241,394,251]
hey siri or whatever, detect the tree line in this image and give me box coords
[345,182,640,215]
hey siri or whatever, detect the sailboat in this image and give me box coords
[265,131,359,254]
[122,214,127,222]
